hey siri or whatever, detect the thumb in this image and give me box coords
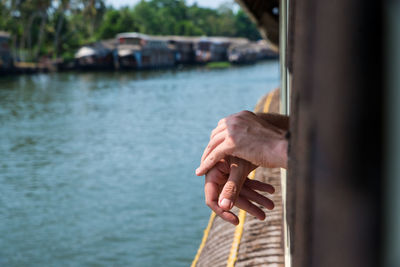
[218,158,246,211]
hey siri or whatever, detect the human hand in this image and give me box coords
[196,111,288,176]
[205,156,274,225]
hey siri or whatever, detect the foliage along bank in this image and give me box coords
[0,0,261,63]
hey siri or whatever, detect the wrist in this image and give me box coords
[262,134,288,169]
[276,137,288,169]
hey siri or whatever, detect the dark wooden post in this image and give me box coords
[287,0,384,266]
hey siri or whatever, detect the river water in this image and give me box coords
[0,61,279,266]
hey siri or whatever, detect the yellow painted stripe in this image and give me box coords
[226,170,256,267]
[227,90,274,267]
[263,90,275,113]
[192,90,275,267]
[191,212,216,267]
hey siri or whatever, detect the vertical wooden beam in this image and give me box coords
[287,0,383,266]
[384,0,400,266]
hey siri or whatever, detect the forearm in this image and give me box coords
[255,113,289,131]
[256,113,289,169]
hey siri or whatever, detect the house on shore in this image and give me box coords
[228,40,278,64]
[228,42,257,64]
[72,34,277,72]
[74,39,117,70]
[194,37,248,63]
[154,36,197,65]
[253,40,279,60]
[116,33,175,69]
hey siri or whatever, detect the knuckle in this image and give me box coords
[227,120,240,131]
[227,114,238,123]
[222,181,237,198]
[210,129,216,137]
[229,116,245,128]
[230,115,239,123]
[225,135,236,146]
[236,111,248,119]
[240,110,253,116]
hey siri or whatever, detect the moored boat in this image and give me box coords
[116,32,175,69]
[74,39,117,70]
[254,40,279,60]
[194,37,229,63]
[154,36,197,65]
[194,37,248,63]
[228,42,257,64]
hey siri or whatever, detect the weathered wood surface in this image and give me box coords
[235,167,284,267]
[194,89,285,267]
[195,211,237,267]
[287,0,383,265]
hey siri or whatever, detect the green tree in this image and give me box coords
[132,0,159,34]
[187,5,220,36]
[216,4,236,37]
[234,10,261,40]
[175,20,203,36]
[0,0,263,62]
[97,8,139,39]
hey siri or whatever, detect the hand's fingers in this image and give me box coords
[204,169,239,225]
[201,131,226,163]
[210,122,227,139]
[209,202,239,225]
[244,178,275,194]
[235,196,266,221]
[240,186,275,210]
[204,181,239,225]
[218,158,246,211]
[217,117,226,126]
[196,145,228,176]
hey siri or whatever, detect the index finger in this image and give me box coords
[201,131,225,163]
[196,145,227,176]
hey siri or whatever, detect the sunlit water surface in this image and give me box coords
[0,61,279,266]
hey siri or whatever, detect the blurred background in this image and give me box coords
[0,0,264,65]
[0,0,279,266]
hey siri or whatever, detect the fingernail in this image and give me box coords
[220,198,233,210]
[195,168,201,175]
